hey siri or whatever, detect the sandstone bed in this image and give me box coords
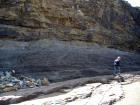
[0,0,140,50]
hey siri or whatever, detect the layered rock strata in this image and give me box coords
[0,0,140,50]
[0,39,140,82]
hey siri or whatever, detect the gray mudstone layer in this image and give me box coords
[0,39,140,82]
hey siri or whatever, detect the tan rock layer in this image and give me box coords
[0,0,140,50]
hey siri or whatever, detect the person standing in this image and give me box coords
[113,56,121,76]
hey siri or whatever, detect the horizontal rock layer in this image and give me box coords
[0,0,140,50]
[0,0,140,82]
[0,39,140,82]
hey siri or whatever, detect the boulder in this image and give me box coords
[3,87,17,92]
[0,71,50,93]
[41,78,49,86]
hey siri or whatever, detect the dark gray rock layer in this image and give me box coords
[0,39,140,82]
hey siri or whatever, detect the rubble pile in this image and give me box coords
[0,71,49,93]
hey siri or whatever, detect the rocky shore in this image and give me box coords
[0,72,140,105]
[0,0,140,104]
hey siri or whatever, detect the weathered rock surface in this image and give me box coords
[0,74,126,105]
[12,83,123,105]
[1,72,139,105]
[0,0,140,50]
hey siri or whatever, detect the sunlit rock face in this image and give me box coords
[0,0,139,50]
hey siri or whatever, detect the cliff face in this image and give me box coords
[0,40,140,82]
[0,0,140,50]
[0,0,140,82]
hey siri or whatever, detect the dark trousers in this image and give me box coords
[113,66,120,75]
